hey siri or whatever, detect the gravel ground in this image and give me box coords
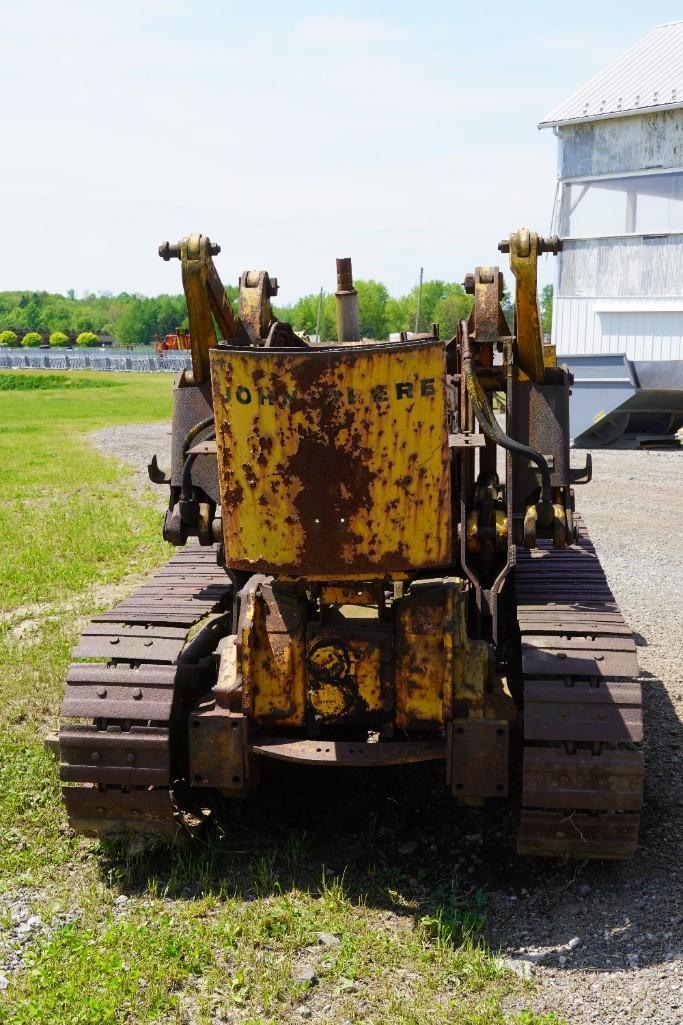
[89,425,683,1025]
[89,422,172,512]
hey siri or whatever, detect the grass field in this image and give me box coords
[0,370,562,1025]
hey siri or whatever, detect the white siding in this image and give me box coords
[557,236,683,297]
[554,296,683,360]
[558,110,683,179]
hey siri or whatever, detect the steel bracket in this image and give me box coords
[447,718,509,798]
[188,697,249,794]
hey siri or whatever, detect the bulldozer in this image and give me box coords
[57,230,644,858]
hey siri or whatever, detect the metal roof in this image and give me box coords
[539,21,683,129]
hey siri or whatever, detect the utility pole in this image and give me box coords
[315,287,324,343]
[414,267,424,335]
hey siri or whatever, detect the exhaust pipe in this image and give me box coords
[335,258,360,343]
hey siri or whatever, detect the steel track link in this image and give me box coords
[515,516,644,859]
[59,544,231,837]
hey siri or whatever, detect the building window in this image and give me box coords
[558,171,683,238]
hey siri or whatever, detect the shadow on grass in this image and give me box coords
[99,758,515,940]
[96,674,683,975]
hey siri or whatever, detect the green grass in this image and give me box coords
[0,370,563,1025]
[0,372,121,391]
[0,371,172,883]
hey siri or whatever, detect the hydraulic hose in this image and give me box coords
[460,322,552,509]
[180,416,215,523]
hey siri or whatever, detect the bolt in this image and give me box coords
[91,751,101,763]
[132,688,142,700]
[126,752,135,764]
[109,637,120,645]
[498,239,510,254]
[538,235,562,255]
[143,640,153,647]
[463,273,475,294]
[158,241,180,261]
[159,239,221,261]
[96,687,107,698]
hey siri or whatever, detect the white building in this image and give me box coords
[539,21,683,443]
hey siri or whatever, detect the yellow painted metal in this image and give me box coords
[239,583,306,727]
[507,229,545,384]
[306,622,391,723]
[394,579,491,729]
[238,270,274,342]
[465,509,507,554]
[319,583,380,606]
[181,234,218,384]
[210,339,451,577]
[395,584,457,729]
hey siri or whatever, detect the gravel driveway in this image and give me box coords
[90,424,683,1025]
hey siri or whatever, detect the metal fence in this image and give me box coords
[0,348,192,373]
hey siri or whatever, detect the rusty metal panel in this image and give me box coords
[522,635,636,652]
[62,785,177,836]
[82,623,189,639]
[523,748,643,812]
[170,371,219,503]
[188,699,247,791]
[72,633,185,664]
[524,679,642,705]
[518,619,633,635]
[319,583,380,606]
[250,737,446,766]
[524,680,643,742]
[210,339,451,576]
[62,664,176,722]
[518,809,640,859]
[522,644,637,678]
[240,582,307,727]
[306,621,393,725]
[60,725,170,785]
[92,610,200,626]
[447,719,509,798]
[394,584,458,729]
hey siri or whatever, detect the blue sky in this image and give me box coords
[1,1,681,301]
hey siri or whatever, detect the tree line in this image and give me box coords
[0,282,551,346]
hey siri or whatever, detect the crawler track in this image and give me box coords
[515,517,644,859]
[58,544,231,837]
[59,523,643,858]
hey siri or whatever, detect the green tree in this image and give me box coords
[23,332,42,347]
[113,298,158,346]
[540,284,553,336]
[49,331,70,347]
[288,292,335,339]
[76,331,98,347]
[0,330,18,346]
[385,294,413,335]
[431,288,473,338]
[355,280,389,338]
